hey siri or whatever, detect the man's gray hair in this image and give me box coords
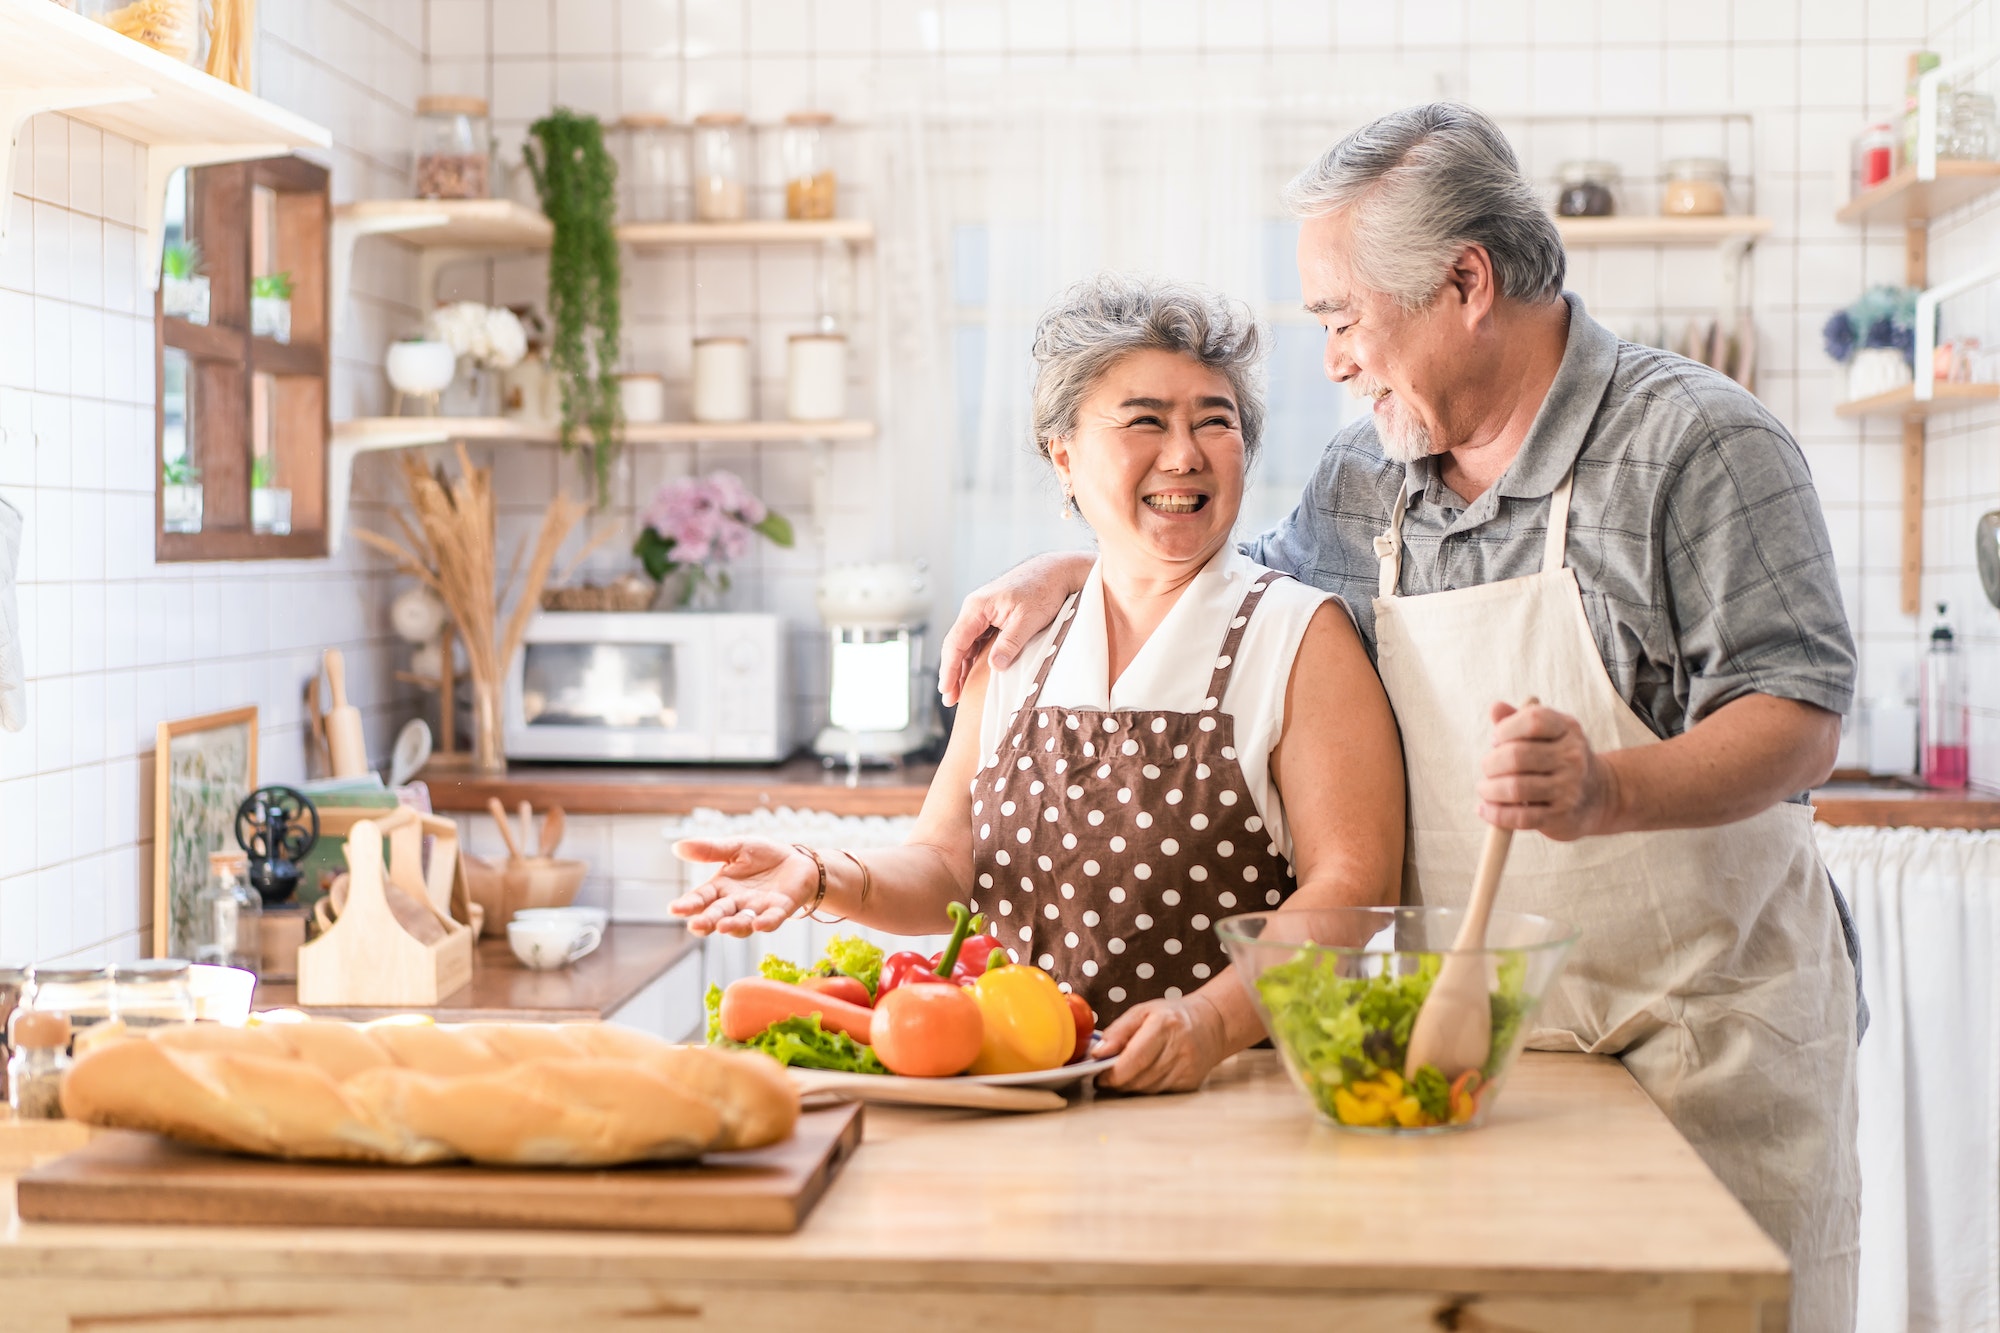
[1283,102,1566,310]
[1029,273,1267,463]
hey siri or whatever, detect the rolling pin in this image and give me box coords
[324,648,368,778]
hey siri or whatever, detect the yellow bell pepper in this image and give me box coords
[1332,1086,1390,1126]
[966,956,1076,1074]
[1390,1096,1429,1128]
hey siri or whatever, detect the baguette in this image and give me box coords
[61,1019,798,1166]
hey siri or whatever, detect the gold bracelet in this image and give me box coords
[792,843,829,920]
[837,849,872,917]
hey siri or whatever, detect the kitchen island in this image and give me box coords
[2,1050,1786,1331]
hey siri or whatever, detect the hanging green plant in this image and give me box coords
[525,108,623,502]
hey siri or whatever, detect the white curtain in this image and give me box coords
[1816,826,2000,1333]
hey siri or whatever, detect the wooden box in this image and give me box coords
[296,810,474,1007]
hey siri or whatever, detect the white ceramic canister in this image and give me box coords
[786,333,847,421]
[618,372,667,423]
[691,336,752,422]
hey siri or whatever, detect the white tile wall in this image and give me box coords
[7,0,1997,974]
[433,0,1997,787]
[1916,1,2000,790]
[0,0,427,967]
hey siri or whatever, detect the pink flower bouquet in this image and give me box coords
[633,471,794,601]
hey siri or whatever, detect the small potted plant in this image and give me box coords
[250,454,291,536]
[161,454,202,534]
[1824,286,1919,404]
[386,334,457,416]
[634,471,794,610]
[428,301,528,417]
[161,241,209,325]
[251,271,293,344]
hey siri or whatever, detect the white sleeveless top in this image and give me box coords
[977,549,1334,863]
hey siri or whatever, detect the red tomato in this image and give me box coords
[869,983,984,1078]
[800,974,873,1008]
[1064,992,1096,1064]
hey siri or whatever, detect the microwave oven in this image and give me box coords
[504,612,792,763]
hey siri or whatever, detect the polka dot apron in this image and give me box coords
[968,572,1298,1026]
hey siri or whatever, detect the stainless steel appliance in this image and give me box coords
[504,612,791,763]
[812,562,937,767]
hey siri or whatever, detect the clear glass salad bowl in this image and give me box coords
[1216,907,1577,1135]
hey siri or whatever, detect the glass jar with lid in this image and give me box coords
[782,111,838,220]
[414,95,491,200]
[692,112,749,223]
[1661,158,1729,216]
[27,966,114,1040]
[194,850,262,975]
[1948,91,1997,161]
[617,114,684,223]
[111,961,197,1029]
[1554,160,1620,218]
[80,0,201,65]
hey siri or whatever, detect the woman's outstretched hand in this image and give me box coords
[668,837,816,936]
[937,550,1095,705]
[1093,991,1231,1094]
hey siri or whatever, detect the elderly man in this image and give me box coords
[939,103,1861,1330]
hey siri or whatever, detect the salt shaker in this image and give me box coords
[7,1010,72,1120]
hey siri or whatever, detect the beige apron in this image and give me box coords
[1373,469,1860,1332]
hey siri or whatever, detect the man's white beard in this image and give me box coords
[1349,378,1433,465]
[1374,406,1433,465]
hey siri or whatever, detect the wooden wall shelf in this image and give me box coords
[1834,382,2000,421]
[0,0,329,279]
[328,417,876,554]
[1836,160,2000,226]
[1554,216,1772,246]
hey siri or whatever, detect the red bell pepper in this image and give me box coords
[878,950,943,996]
[878,902,991,996]
[951,931,1004,978]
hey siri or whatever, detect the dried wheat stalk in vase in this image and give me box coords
[354,443,586,698]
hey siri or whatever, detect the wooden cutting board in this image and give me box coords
[16,1103,861,1235]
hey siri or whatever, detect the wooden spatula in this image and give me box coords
[539,806,565,859]
[1404,697,1536,1082]
[487,797,523,860]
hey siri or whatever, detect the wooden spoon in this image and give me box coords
[517,800,535,863]
[1404,697,1537,1082]
[539,805,565,859]
[487,797,523,860]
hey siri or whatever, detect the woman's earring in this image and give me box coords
[1058,490,1073,521]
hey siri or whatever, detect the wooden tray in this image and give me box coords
[17,1103,861,1235]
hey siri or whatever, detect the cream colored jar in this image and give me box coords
[1661,158,1728,216]
[691,337,752,422]
[786,333,847,420]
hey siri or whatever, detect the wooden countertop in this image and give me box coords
[1810,782,2000,830]
[251,924,697,1022]
[0,1051,1787,1330]
[421,756,938,819]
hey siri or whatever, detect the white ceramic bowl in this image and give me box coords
[511,905,609,932]
[507,917,603,971]
[386,339,457,396]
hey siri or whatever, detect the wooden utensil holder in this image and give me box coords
[297,810,474,1007]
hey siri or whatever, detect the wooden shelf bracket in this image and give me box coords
[0,87,148,245]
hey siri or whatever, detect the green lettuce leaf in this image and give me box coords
[817,934,884,997]
[757,954,807,985]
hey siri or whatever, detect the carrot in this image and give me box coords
[719,977,878,1044]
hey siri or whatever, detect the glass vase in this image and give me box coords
[470,675,505,774]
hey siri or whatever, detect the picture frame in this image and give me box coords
[152,706,258,958]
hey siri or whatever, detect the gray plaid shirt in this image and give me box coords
[1244,293,1857,742]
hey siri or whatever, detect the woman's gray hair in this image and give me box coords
[1282,102,1566,310]
[1029,274,1267,463]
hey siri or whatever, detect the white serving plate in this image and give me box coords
[788,1040,1116,1113]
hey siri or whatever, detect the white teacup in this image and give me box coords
[507,917,603,970]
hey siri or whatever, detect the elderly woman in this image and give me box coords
[670,274,1404,1092]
